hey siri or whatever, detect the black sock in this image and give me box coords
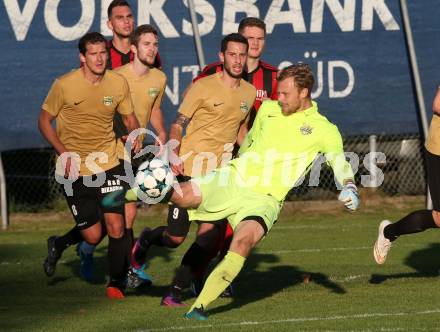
[171,242,211,288]
[108,233,129,287]
[55,226,82,252]
[171,265,193,289]
[140,226,168,248]
[126,228,134,249]
[133,226,166,265]
[125,228,134,262]
[181,242,210,273]
[384,210,438,241]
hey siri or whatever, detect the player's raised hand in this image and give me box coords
[338,182,360,211]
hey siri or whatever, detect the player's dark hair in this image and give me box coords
[277,63,315,98]
[238,17,266,35]
[130,24,158,46]
[78,32,107,55]
[107,0,131,19]
[221,33,249,53]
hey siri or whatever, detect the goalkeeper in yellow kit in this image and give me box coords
[137,63,360,319]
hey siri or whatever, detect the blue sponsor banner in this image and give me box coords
[0,0,439,151]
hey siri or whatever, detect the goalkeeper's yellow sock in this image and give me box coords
[188,251,245,312]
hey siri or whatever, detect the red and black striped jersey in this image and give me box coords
[105,40,162,70]
[193,60,278,112]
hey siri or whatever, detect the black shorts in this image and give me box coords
[426,148,440,211]
[167,175,192,237]
[63,164,129,230]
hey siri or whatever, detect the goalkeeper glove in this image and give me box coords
[338,182,360,211]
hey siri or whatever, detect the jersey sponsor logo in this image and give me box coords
[74,100,85,106]
[240,101,249,113]
[102,179,123,194]
[103,96,113,106]
[107,179,121,186]
[101,185,123,194]
[300,123,313,135]
[214,102,224,107]
[256,89,268,101]
[149,87,160,97]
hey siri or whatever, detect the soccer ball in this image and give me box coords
[135,158,174,202]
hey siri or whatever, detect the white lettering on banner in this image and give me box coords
[44,0,94,41]
[165,66,180,105]
[4,0,39,41]
[277,52,355,99]
[182,0,216,36]
[100,0,113,37]
[182,65,201,80]
[5,0,401,41]
[138,0,180,38]
[265,0,307,33]
[222,0,259,35]
[328,60,354,98]
[362,0,399,31]
[310,0,356,33]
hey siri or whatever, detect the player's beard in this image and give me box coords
[224,60,243,79]
[114,29,131,40]
[139,54,155,68]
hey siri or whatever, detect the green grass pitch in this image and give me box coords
[1,195,440,331]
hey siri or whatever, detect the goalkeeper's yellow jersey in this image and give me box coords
[230,100,354,201]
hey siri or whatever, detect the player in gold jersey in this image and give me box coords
[115,24,167,286]
[39,32,140,299]
[128,34,256,302]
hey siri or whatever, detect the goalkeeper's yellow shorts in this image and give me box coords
[187,166,282,234]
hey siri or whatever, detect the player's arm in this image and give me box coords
[322,125,359,211]
[433,87,440,115]
[39,80,79,179]
[150,107,167,145]
[118,77,141,153]
[236,119,249,147]
[121,112,141,153]
[169,112,190,175]
[39,109,79,180]
[150,78,167,146]
[38,110,66,156]
[169,82,203,174]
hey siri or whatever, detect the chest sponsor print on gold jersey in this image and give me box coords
[103,96,113,106]
[240,101,249,113]
[149,87,160,97]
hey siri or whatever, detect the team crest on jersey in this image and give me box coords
[149,87,160,97]
[240,101,249,113]
[103,96,113,106]
[300,123,313,135]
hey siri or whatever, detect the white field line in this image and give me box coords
[167,243,419,260]
[138,309,440,332]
